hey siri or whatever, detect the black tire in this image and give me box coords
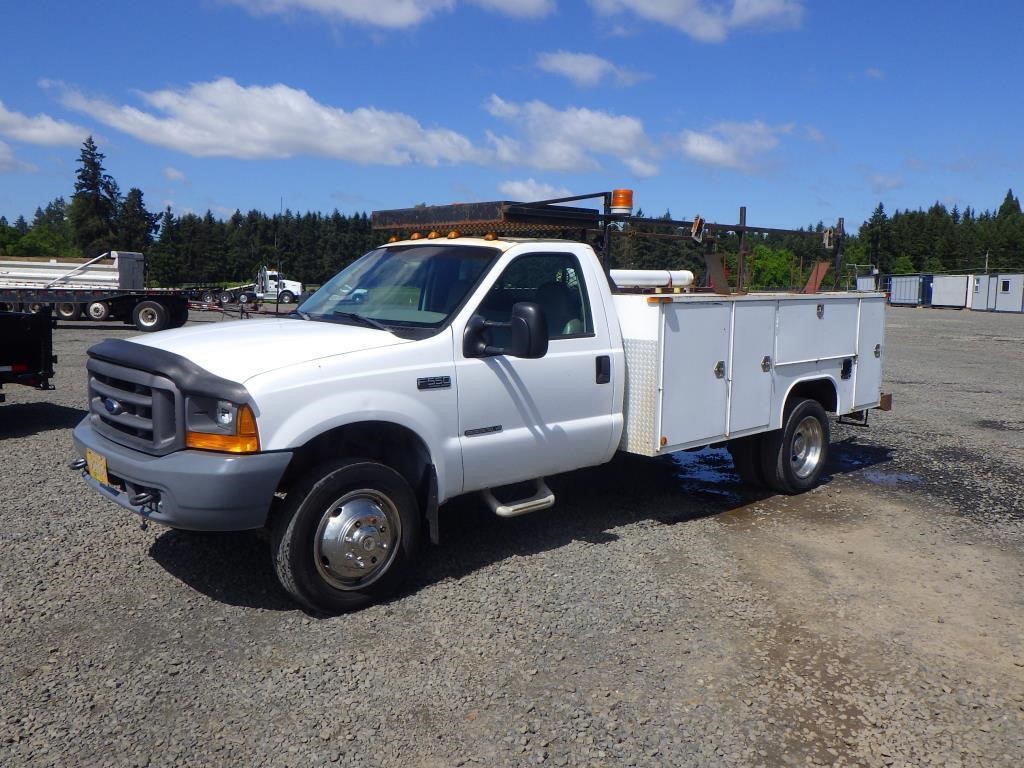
[238,292,252,305]
[727,434,765,488]
[170,302,189,328]
[278,290,295,305]
[271,460,420,614]
[201,290,216,304]
[132,300,170,332]
[56,302,80,320]
[760,398,830,494]
[26,302,45,314]
[218,291,232,304]
[87,301,111,321]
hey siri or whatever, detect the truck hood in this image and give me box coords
[128,318,410,383]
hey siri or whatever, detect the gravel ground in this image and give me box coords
[1,306,1022,767]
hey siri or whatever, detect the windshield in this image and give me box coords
[297,244,498,334]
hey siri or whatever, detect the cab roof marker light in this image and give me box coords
[447,230,460,239]
[427,230,441,239]
[409,232,422,240]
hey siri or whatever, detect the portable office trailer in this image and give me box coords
[889,274,932,305]
[970,275,994,310]
[994,274,1024,313]
[930,275,970,308]
[856,275,878,292]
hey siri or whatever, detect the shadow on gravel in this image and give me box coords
[148,530,295,611]
[0,402,86,438]
[144,435,895,613]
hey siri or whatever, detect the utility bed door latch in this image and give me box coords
[761,355,772,372]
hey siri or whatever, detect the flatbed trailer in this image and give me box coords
[0,251,189,332]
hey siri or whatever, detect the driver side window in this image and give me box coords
[476,253,593,344]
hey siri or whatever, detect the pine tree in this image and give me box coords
[116,188,159,252]
[69,136,121,257]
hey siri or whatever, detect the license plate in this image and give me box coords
[85,448,110,487]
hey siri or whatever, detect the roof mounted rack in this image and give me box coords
[371,190,845,294]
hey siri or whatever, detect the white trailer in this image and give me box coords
[889,275,924,305]
[994,274,1024,313]
[930,274,970,308]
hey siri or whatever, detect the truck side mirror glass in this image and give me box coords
[463,301,549,359]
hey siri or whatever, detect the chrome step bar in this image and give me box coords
[482,479,555,518]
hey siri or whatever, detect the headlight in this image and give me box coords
[184,396,260,453]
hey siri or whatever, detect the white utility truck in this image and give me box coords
[71,190,889,613]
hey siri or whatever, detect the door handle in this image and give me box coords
[596,355,611,384]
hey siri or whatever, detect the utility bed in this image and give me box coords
[616,291,886,455]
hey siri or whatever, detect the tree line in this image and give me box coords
[1,138,1022,290]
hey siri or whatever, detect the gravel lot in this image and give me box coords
[2,306,1022,767]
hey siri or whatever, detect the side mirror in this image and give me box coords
[463,301,549,359]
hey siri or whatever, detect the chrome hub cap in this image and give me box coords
[790,416,824,479]
[314,490,400,590]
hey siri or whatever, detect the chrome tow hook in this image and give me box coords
[69,458,87,471]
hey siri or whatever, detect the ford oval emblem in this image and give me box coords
[104,397,125,416]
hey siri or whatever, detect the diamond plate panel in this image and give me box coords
[619,338,659,456]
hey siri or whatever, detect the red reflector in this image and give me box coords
[11,364,30,373]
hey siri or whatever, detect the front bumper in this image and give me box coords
[72,417,292,531]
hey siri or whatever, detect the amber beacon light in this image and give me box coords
[610,189,634,216]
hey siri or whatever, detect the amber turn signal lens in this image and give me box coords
[186,405,260,454]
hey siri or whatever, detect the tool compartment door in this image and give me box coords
[853,297,885,409]
[659,302,730,448]
[728,301,776,434]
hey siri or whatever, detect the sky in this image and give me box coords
[1,0,1022,233]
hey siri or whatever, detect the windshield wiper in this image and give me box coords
[331,311,391,332]
[290,310,311,320]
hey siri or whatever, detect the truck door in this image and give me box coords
[455,250,616,492]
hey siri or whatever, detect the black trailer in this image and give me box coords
[0,309,56,403]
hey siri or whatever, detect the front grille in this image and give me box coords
[87,358,183,455]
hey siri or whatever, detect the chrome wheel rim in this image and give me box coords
[790,416,824,479]
[314,489,401,590]
[88,303,107,319]
[137,307,159,327]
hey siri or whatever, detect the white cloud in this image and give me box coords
[163,166,187,182]
[59,78,486,166]
[227,0,455,28]
[0,140,36,173]
[589,0,802,42]
[498,178,572,200]
[0,101,89,146]
[677,120,790,171]
[486,94,659,176]
[803,125,824,143]
[865,67,885,80]
[469,0,553,17]
[868,172,904,193]
[536,51,649,88]
[228,0,552,27]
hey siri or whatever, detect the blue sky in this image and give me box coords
[1,1,1022,233]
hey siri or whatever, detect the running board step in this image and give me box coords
[482,479,555,518]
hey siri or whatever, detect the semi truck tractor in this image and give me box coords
[71,190,889,613]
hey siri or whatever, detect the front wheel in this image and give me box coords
[278,290,295,304]
[271,460,421,613]
[760,398,830,494]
